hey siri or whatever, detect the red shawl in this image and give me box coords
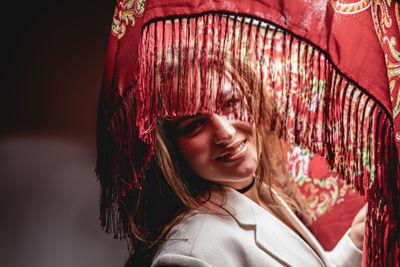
[96,1,400,266]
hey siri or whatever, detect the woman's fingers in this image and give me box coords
[349,204,367,250]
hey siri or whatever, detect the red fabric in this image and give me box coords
[311,192,365,250]
[285,143,366,250]
[372,0,400,169]
[97,1,400,266]
[105,0,391,110]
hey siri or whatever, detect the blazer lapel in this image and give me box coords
[222,189,294,266]
[222,188,326,267]
[271,194,328,261]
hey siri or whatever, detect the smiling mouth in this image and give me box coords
[216,139,248,161]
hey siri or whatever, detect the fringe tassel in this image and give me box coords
[97,12,400,265]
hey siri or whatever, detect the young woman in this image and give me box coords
[122,61,366,266]
[97,1,399,266]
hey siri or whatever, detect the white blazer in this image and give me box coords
[152,186,362,267]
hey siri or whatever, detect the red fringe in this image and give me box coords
[97,13,400,265]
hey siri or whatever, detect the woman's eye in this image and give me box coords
[226,97,240,112]
[178,118,207,135]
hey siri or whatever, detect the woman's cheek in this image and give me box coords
[182,141,209,160]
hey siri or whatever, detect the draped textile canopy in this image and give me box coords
[96,0,400,266]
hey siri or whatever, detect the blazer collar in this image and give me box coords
[207,187,325,267]
[217,187,258,226]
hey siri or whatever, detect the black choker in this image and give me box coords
[236,175,256,194]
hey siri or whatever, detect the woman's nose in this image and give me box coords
[211,114,236,145]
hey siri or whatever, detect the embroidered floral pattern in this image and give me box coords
[330,0,371,14]
[112,0,146,39]
[372,0,400,147]
[287,146,357,221]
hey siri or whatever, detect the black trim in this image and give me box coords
[236,175,256,194]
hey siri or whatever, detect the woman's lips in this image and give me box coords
[216,140,248,162]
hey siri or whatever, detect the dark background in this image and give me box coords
[1,1,128,266]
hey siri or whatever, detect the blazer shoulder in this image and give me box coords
[153,210,237,260]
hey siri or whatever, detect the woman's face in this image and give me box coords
[171,81,259,189]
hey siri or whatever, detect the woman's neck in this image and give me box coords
[242,180,262,205]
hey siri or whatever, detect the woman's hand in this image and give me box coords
[349,204,367,250]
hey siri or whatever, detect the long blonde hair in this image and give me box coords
[124,49,306,266]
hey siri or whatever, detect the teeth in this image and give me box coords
[220,141,245,159]
[234,142,245,153]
